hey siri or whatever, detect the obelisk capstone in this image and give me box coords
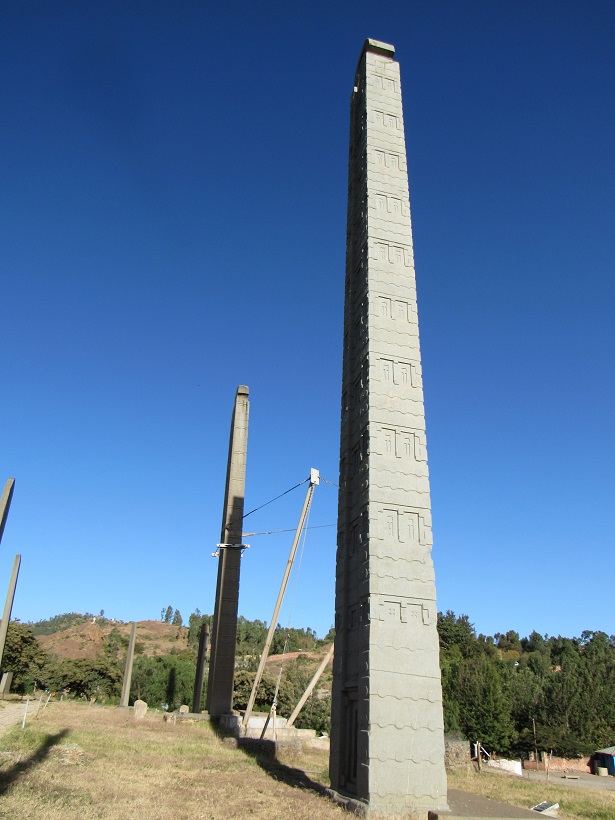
[206,385,249,718]
[329,40,448,815]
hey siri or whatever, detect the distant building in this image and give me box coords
[593,746,615,776]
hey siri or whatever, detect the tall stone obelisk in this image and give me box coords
[206,385,249,718]
[329,40,448,815]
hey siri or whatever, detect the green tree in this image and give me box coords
[172,609,183,627]
[234,669,273,712]
[294,694,331,735]
[235,616,267,658]
[29,612,89,636]
[447,653,514,753]
[50,657,122,700]
[131,653,196,710]
[102,627,128,659]
[1,622,50,692]
[163,606,173,624]
[437,611,480,659]
[187,609,202,647]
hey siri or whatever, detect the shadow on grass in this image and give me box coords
[210,721,330,798]
[0,729,69,795]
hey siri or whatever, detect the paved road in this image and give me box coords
[521,768,615,792]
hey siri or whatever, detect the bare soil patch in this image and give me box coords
[37,620,188,660]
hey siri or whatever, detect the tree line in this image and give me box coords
[438,611,615,757]
[5,609,615,756]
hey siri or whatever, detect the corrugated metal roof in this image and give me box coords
[595,746,615,755]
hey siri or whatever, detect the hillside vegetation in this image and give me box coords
[3,609,614,757]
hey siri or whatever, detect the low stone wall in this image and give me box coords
[444,739,471,768]
[544,756,591,773]
[522,756,591,773]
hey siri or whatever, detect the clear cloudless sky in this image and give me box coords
[2,1,614,641]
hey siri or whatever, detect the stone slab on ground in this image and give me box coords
[174,711,210,722]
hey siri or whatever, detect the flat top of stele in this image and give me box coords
[363,38,395,56]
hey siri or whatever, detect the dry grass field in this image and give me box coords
[1,701,614,819]
[0,701,344,820]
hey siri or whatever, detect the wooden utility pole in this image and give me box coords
[242,469,319,729]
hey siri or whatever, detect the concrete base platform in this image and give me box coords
[218,711,316,740]
[431,789,540,819]
[325,787,539,818]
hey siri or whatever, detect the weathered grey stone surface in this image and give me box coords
[206,386,250,718]
[133,699,147,719]
[119,622,137,708]
[192,622,209,713]
[179,704,189,714]
[0,554,21,672]
[0,479,15,546]
[444,739,471,768]
[0,671,13,695]
[330,39,448,815]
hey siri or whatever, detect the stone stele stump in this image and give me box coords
[133,700,148,719]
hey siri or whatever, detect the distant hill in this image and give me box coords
[34,617,189,661]
[30,612,96,635]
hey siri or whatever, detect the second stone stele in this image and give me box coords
[329,39,449,816]
[206,385,250,719]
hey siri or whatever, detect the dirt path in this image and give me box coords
[0,701,26,732]
[522,768,615,792]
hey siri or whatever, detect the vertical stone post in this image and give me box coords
[329,40,448,815]
[120,622,137,708]
[0,554,21,670]
[0,672,13,695]
[191,622,209,713]
[206,385,249,718]
[0,479,15,546]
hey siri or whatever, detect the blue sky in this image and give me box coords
[2,1,613,642]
